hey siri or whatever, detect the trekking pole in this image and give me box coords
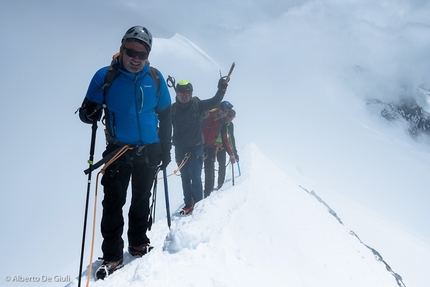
[163,168,171,229]
[78,119,98,287]
[148,167,160,231]
[232,162,235,186]
[85,174,100,287]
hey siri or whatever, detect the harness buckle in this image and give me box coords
[135,145,146,156]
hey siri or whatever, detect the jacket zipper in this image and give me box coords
[134,74,144,143]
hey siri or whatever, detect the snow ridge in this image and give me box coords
[68,143,402,287]
[300,186,406,287]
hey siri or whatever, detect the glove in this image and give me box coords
[159,150,171,170]
[217,76,228,92]
[229,154,236,164]
[234,153,239,161]
[85,102,103,122]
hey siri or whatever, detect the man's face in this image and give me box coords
[177,91,191,104]
[121,41,149,73]
[217,108,229,119]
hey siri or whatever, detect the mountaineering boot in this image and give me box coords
[95,259,124,280]
[128,243,154,256]
[179,204,194,215]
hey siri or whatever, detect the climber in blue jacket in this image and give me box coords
[78,25,171,280]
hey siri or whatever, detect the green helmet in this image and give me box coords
[176,80,193,95]
[122,26,153,51]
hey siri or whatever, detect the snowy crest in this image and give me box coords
[69,143,400,287]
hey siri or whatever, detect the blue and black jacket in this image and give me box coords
[81,61,172,150]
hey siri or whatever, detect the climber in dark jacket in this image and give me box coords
[171,78,228,214]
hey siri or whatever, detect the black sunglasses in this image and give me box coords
[123,47,148,60]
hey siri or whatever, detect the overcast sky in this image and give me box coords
[1,0,430,286]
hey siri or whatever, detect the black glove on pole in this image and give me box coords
[78,119,98,287]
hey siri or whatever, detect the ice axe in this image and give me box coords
[220,62,236,84]
[166,75,177,93]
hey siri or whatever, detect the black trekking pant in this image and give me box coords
[204,147,216,198]
[100,144,161,261]
[216,149,227,188]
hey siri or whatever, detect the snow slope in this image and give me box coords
[67,143,401,287]
[1,1,430,286]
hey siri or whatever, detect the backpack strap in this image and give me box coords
[149,66,160,97]
[102,62,120,97]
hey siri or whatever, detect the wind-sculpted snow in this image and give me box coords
[67,143,401,287]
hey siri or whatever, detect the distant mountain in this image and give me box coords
[367,97,430,140]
